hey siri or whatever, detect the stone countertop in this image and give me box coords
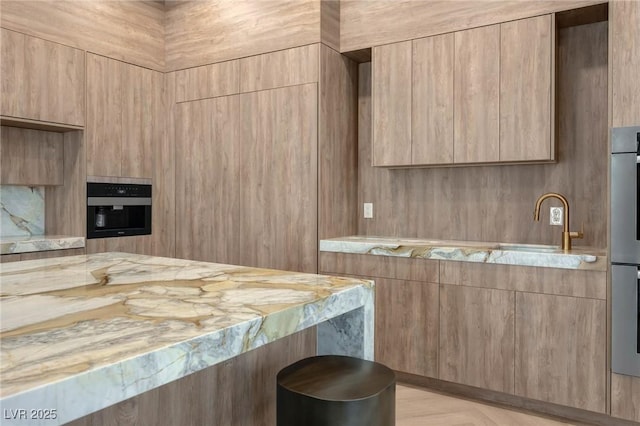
[320,236,607,271]
[0,235,85,255]
[0,253,373,425]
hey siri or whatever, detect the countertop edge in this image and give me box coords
[319,237,608,271]
[0,236,85,255]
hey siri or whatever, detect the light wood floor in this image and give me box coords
[396,385,590,426]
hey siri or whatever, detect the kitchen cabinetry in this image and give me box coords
[175,84,317,273]
[239,84,317,273]
[515,292,606,412]
[175,95,241,265]
[453,25,500,163]
[319,252,440,378]
[376,278,439,378]
[1,28,85,127]
[86,53,162,178]
[372,41,412,167]
[500,15,553,161]
[412,34,454,165]
[611,373,640,422]
[439,284,514,393]
[320,252,607,414]
[372,15,553,167]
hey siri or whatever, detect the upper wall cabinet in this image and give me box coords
[372,15,554,167]
[1,28,85,127]
[86,53,162,178]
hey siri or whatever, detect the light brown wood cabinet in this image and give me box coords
[176,84,318,273]
[372,41,412,167]
[175,95,241,265]
[372,15,553,167]
[515,292,606,412]
[239,84,318,273]
[86,53,162,178]
[320,253,608,415]
[500,14,553,162]
[611,373,640,422]
[412,33,454,165]
[439,284,515,393]
[1,28,85,127]
[375,278,439,378]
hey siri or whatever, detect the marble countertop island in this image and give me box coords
[320,236,607,271]
[0,253,374,425]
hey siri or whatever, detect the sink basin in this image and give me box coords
[495,243,560,253]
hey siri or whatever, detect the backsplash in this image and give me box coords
[0,186,45,237]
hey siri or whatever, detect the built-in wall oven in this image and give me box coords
[87,182,152,239]
[611,125,640,378]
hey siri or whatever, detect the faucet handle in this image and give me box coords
[570,222,584,239]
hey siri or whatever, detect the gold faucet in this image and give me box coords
[533,193,583,251]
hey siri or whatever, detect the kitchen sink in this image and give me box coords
[495,243,560,253]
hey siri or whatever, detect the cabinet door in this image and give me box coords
[1,28,84,126]
[453,25,500,163]
[121,64,162,178]
[375,278,439,377]
[500,15,552,162]
[439,284,515,393]
[612,373,640,422]
[86,54,123,177]
[515,292,606,412]
[372,41,412,167]
[175,96,241,264]
[412,34,454,165]
[239,84,317,273]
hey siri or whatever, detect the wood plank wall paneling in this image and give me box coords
[0,0,164,71]
[239,44,320,93]
[165,0,321,72]
[321,0,340,51]
[611,373,640,422]
[68,327,316,426]
[175,60,240,103]
[611,0,640,126]
[0,127,63,185]
[357,22,608,249]
[339,0,604,53]
[45,131,86,237]
[318,45,358,240]
[151,72,176,258]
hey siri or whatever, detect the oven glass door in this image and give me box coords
[611,151,640,264]
[612,264,640,377]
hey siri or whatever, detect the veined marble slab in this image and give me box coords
[0,235,85,255]
[0,186,44,237]
[320,236,607,271]
[0,253,373,425]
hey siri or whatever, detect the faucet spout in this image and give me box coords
[534,193,570,233]
[533,192,582,251]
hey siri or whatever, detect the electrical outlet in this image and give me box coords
[550,207,563,226]
[363,203,373,219]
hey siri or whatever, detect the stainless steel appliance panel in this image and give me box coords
[611,264,640,377]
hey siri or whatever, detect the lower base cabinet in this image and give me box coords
[375,278,439,377]
[439,285,515,393]
[515,292,606,413]
[320,253,608,416]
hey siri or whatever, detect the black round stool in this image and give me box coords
[276,355,396,426]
